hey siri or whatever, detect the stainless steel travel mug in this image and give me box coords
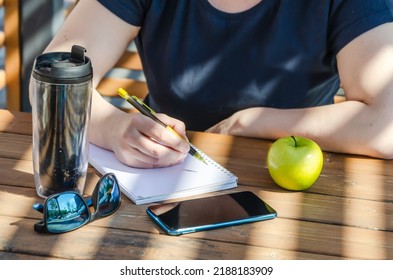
[31,45,93,197]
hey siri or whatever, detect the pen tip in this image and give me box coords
[117,88,129,99]
[196,154,208,165]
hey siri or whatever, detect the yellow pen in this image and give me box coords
[117,88,207,164]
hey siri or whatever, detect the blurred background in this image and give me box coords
[0,0,78,111]
[0,0,147,112]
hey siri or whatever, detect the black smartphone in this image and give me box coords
[146,191,277,235]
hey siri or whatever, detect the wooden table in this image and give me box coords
[0,109,392,260]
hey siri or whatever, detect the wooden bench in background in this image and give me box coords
[0,0,21,111]
[96,43,148,111]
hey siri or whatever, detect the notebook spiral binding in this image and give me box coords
[191,144,237,178]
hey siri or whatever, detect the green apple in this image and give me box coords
[267,136,323,191]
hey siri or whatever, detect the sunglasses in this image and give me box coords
[33,173,121,234]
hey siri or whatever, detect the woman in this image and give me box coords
[38,0,393,168]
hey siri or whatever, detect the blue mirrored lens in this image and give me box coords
[97,174,120,215]
[46,193,89,233]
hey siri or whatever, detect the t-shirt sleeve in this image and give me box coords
[97,0,149,26]
[329,0,393,54]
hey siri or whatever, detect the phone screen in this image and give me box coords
[146,191,277,235]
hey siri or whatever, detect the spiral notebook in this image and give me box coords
[88,143,238,205]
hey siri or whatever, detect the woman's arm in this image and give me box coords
[208,23,393,159]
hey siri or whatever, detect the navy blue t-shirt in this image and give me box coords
[97,0,393,131]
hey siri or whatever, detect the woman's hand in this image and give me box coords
[109,112,190,168]
[206,110,248,135]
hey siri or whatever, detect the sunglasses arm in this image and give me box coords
[34,220,48,233]
[32,203,44,213]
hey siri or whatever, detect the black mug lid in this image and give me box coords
[32,45,93,84]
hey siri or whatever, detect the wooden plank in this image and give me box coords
[0,109,32,135]
[0,157,35,188]
[0,183,391,259]
[0,215,344,260]
[97,77,148,99]
[0,69,5,90]
[215,136,392,194]
[188,132,393,202]
[3,176,340,261]
[0,156,99,190]
[114,50,143,70]
[1,111,392,260]
[1,126,393,200]
[0,152,392,235]
[1,121,392,202]
[0,133,32,160]
[4,0,21,110]
[0,251,60,260]
[0,31,5,47]
[334,95,346,103]
[97,49,147,105]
